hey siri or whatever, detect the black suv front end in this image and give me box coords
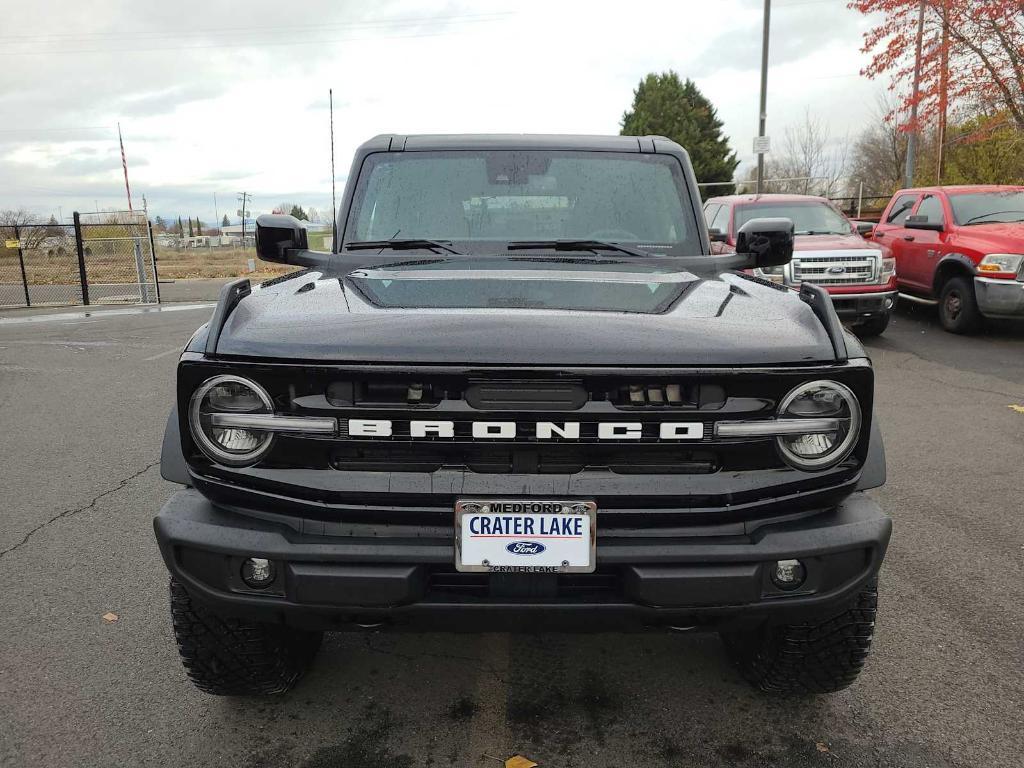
[156,355,889,634]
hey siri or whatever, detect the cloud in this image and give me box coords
[0,0,884,222]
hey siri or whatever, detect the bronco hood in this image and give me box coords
[211,257,838,365]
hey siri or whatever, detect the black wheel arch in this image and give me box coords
[932,253,976,295]
[161,405,190,485]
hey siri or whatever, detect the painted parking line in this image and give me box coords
[0,303,214,326]
[143,347,184,362]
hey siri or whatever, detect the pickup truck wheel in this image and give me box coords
[852,313,890,337]
[169,578,322,696]
[938,276,982,334]
[721,578,878,694]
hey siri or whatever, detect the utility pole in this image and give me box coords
[237,192,251,248]
[936,15,949,184]
[755,0,772,194]
[214,192,219,231]
[904,0,926,189]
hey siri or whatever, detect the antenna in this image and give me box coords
[330,88,337,251]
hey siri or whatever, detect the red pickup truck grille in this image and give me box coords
[793,254,877,285]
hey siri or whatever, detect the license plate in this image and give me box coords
[455,499,596,573]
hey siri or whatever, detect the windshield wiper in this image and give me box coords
[506,239,652,258]
[964,210,1024,225]
[345,239,464,255]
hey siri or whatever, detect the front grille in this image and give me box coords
[793,254,877,285]
[330,444,720,474]
[427,566,620,600]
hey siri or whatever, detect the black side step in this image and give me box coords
[800,283,848,362]
[204,277,251,357]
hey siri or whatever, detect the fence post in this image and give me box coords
[14,224,31,307]
[148,221,162,304]
[72,211,89,306]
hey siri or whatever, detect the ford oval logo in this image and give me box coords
[827,265,847,275]
[506,541,546,556]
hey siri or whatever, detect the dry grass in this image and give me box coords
[153,246,297,280]
[0,244,296,284]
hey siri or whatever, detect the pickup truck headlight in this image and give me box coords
[776,380,861,470]
[189,375,275,465]
[977,253,1024,278]
[879,256,896,283]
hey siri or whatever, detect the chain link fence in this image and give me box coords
[0,211,159,308]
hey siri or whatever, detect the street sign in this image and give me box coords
[753,135,771,154]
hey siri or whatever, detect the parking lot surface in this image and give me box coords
[0,301,1021,768]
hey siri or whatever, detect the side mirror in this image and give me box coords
[904,214,944,232]
[255,214,332,268]
[734,217,794,269]
[255,214,307,263]
[855,221,875,237]
[708,227,729,243]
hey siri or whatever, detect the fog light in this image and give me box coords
[884,297,894,309]
[771,559,806,590]
[241,557,276,589]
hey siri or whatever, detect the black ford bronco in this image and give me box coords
[156,134,890,696]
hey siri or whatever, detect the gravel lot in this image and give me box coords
[0,300,1021,768]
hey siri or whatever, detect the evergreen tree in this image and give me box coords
[621,71,738,195]
[155,215,167,231]
[177,216,184,236]
[222,214,230,227]
[196,218,203,236]
[188,217,194,238]
[289,204,309,221]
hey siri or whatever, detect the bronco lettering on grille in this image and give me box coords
[345,420,704,440]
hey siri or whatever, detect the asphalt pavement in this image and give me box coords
[0,299,1021,768]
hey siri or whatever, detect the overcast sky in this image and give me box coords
[1,0,882,223]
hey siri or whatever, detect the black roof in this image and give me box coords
[359,133,681,153]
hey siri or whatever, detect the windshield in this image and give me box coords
[948,190,1024,225]
[734,201,853,235]
[343,150,699,255]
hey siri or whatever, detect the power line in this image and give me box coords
[0,26,500,56]
[0,10,512,42]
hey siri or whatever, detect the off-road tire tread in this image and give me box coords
[169,578,321,696]
[723,579,878,694]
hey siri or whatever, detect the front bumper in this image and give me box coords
[975,277,1024,318]
[154,489,891,632]
[827,290,897,320]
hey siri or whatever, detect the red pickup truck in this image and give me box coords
[869,185,1024,333]
[703,194,897,336]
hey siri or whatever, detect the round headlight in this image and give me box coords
[776,380,861,470]
[189,375,274,466]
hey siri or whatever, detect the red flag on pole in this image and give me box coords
[119,122,133,212]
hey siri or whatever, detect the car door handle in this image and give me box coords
[903,235,915,241]
[874,232,885,237]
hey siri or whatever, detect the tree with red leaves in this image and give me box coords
[850,1,1024,132]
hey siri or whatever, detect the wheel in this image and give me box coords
[852,313,890,337]
[938,276,982,334]
[721,578,879,694]
[168,578,322,696]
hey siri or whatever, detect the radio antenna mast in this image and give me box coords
[330,88,337,250]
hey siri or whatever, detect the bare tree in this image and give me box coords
[848,95,909,196]
[737,110,850,196]
[0,208,48,248]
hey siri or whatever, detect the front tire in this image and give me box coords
[169,578,322,696]
[938,276,982,334]
[852,313,890,337]
[721,578,879,694]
